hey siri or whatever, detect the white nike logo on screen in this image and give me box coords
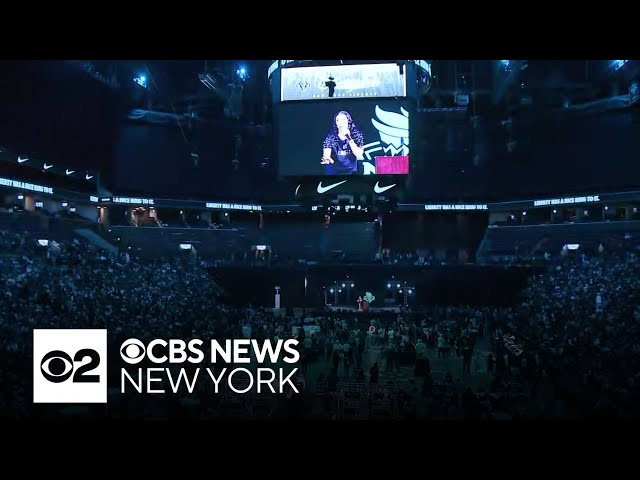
[317,180,347,193]
[373,182,396,193]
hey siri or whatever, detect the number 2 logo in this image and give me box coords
[40,349,101,383]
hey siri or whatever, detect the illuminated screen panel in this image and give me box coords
[278,99,411,176]
[280,63,406,101]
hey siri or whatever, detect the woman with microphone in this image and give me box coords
[320,110,365,175]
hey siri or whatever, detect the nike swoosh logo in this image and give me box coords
[65,169,75,175]
[17,156,29,163]
[43,164,53,170]
[317,180,347,193]
[85,174,94,180]
[373,182,396,194]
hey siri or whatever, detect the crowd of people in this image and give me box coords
[1,223,640,420]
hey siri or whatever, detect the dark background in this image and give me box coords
[0,61,121,173]
[410,108,640,202]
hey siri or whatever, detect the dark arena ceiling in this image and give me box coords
[0,60,638,203]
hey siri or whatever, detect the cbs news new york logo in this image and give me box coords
[33,329,107,403]
[33,329,301,403]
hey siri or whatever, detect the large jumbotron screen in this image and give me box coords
[277,99,411,177]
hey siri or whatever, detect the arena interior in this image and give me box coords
[1,59,640,421]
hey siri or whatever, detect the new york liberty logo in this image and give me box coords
[361,105,409,175]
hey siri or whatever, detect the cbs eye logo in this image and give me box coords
[33,329,107,404]
[119,338,146,364]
